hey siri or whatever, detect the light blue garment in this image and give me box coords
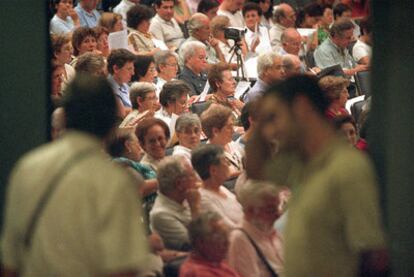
[107,75,132,108]
[243,78,268,103]
[75,4,100,28]
[313,38,356,69]
[50,14,74,35]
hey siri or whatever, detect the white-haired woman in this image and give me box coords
[173,113,202,162]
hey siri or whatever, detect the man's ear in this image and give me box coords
[212,127,220,138]
[113,64,120,74]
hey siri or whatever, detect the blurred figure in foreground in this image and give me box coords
[246,75,388,276]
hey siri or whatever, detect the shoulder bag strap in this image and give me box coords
[237,228,279,277]
[23,147,95,248]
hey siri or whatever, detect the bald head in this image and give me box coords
[274,3,296,28]
[188,13,210,40]
[281,28,302,55]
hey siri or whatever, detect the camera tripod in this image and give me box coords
[228,41,247,81]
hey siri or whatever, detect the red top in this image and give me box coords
[180,254,241,277]
[325,107,349,120]
[355,138,368,152]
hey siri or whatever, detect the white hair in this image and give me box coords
[237,179,279,210]
[157,156,188,194]
[179,41,207,65]
[257,52,282,78]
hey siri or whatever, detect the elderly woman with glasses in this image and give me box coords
[120,82,160,128]
[173,113,202,162]
[136,118,171,171]
[154,50,179,94]
[207,63,244,117]
[155,80,191,134]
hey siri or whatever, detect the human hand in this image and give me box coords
[209,36,220,48]
[251,36,260,52]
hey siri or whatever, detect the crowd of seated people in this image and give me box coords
[5,0,381,275]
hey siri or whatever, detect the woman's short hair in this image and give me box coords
[132,55,154,82]
[210,16,229,38]
[200,104,233,139]
[129,82,157,109]
[98,12,122,32]
[188,211,222,245]
[318,75,349,101]
[242,2,262,17]
[135,117,171,146]
[207,62,231,91]
[75,52,106,75]
[107,128,135,157]
[175,113,201,133]
[159,80,191,108]
[126,4,154,29]
[94,26,109,38]
[72,27,97,56]
[191,144,224,180]
[154,50,178,72]
[51,34,71,55]
[237,179,279,210]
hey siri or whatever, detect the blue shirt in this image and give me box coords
[108,75,132,108]
[243,78,268,103]
[314,38,356,70]
[75,4,100,28]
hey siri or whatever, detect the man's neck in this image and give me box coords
[246,217,274,233]
[112,75,124,85]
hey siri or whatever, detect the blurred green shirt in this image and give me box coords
[268,138,386,277]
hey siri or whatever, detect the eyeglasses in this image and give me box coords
[164,63,178,68]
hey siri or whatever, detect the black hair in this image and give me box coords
[127,4,154,29]
[242,2,262,17]
[197,0,219,14]
[333,3,351,20]
[132,55,154,82]
[264,75,330,116]
[191,144,224,180]
[62,75,117,138]
[248,0,273,20]
[107,48,136,74]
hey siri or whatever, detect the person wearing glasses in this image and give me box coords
[154,50,179,94]
[269,3,297,51]
[132,55,158,83]
[155,80,191,135]
[173,114,202,163]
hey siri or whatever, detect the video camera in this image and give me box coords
[224,27,247,42]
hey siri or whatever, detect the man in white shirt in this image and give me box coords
[269,3,296,51]
[217,0,245,28]
[113,0,139,20]
[149,0,185,50]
